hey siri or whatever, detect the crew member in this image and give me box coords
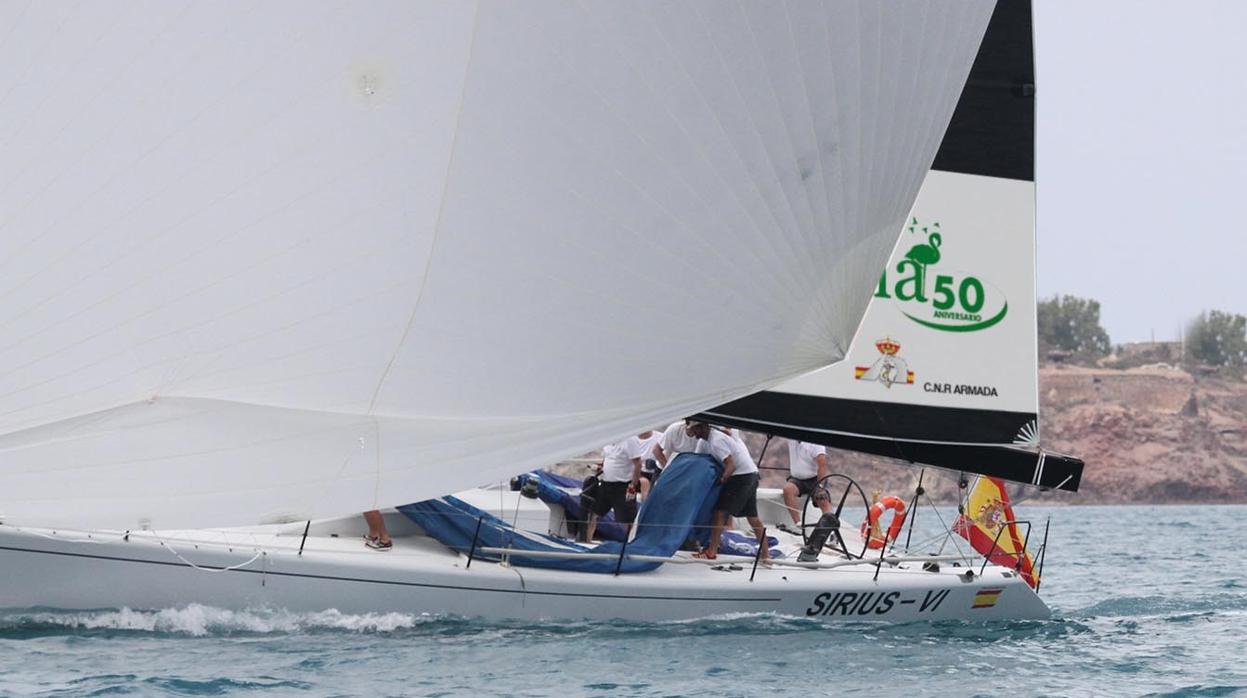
[363,510,392,550]
[585,431,652,541]
[635,427,663,496]
[653,419,700,469]
[685,421,767,562]
[779,439,831,535]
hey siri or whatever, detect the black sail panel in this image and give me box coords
[698,0,1084,493]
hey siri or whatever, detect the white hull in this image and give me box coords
[0,489,1048,623]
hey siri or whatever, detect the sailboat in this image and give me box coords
[0,1,1077,622]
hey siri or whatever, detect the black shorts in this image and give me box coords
[590,480,637,523]
[715,472,759,518]
[787,476,828,501]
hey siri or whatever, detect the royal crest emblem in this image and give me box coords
[971,498,1007,533]
[854,337,915,388]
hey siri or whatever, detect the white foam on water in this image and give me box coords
[1,604,438,636]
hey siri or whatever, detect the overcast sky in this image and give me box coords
[1033,0,1246,343]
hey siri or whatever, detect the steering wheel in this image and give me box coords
[800,473,870,560]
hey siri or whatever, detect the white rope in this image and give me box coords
[4,524,265,573]
[148,530,265,573]
[3,525,126,545]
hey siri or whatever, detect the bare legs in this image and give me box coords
[746,515,769,561]
[782,481,802,524]
[584,513,598,542]
[363,510,391,546]
[705,512,770,561]
[783,482,834,526]
[705,510,726,558]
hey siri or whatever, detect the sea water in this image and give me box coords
[0,505,1243,697]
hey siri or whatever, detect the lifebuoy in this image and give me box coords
[860,495,907,550]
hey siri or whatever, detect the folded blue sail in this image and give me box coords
[721,531,783,559]
[532,470,582,489]
[398,454,723,573]
[528,471,629,542]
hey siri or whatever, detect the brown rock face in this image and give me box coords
[746,365,1247,505]
[1037,365,1247,504]
[558,368,1247,505]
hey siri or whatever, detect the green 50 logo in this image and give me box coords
[873,220,1007,332]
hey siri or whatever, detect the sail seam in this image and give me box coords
[365,0,482,416]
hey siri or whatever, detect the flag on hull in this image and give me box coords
[954,476,1038,588]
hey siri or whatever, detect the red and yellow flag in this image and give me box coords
[953,476,1038,588]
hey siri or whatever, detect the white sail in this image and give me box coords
[700,0,1083,491]
[0,1,995,528]
[774,170,1039,435]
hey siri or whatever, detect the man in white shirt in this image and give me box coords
[653,420,700,469]
[685,421,767,562]
[634,429,664,497]
[585,430,653,541]
[779,439,831,534]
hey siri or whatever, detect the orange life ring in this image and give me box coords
[860,495,907,550]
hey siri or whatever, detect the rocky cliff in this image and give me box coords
[747,365,1247,504]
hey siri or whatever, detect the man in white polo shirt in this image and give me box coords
[634,428,664,497]
[653,420,700,469]
[685,421,767,562]
[779,439,831,535]
[584,430,653,541]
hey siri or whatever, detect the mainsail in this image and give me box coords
[699,0,1085,492]
[0,2,997,528]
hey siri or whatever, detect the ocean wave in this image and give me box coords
[0,605,1094,644]
[0,605,443,637]
[1073,593,1247,619]
[1140,685,1247,698]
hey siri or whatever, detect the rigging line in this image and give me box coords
[926,490,970,567]
[365,0,480,416]
[148,529,264,573]
[371,417,382,509]
[4,526,124,546]
[1011,474,1073,508]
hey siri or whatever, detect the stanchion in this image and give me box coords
[750,526,767,582]
[466,515,484,569]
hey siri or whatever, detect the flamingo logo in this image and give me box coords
[873,218,1008,333]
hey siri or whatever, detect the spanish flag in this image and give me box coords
[953,476,1038,589]
[972,587,1005,609]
